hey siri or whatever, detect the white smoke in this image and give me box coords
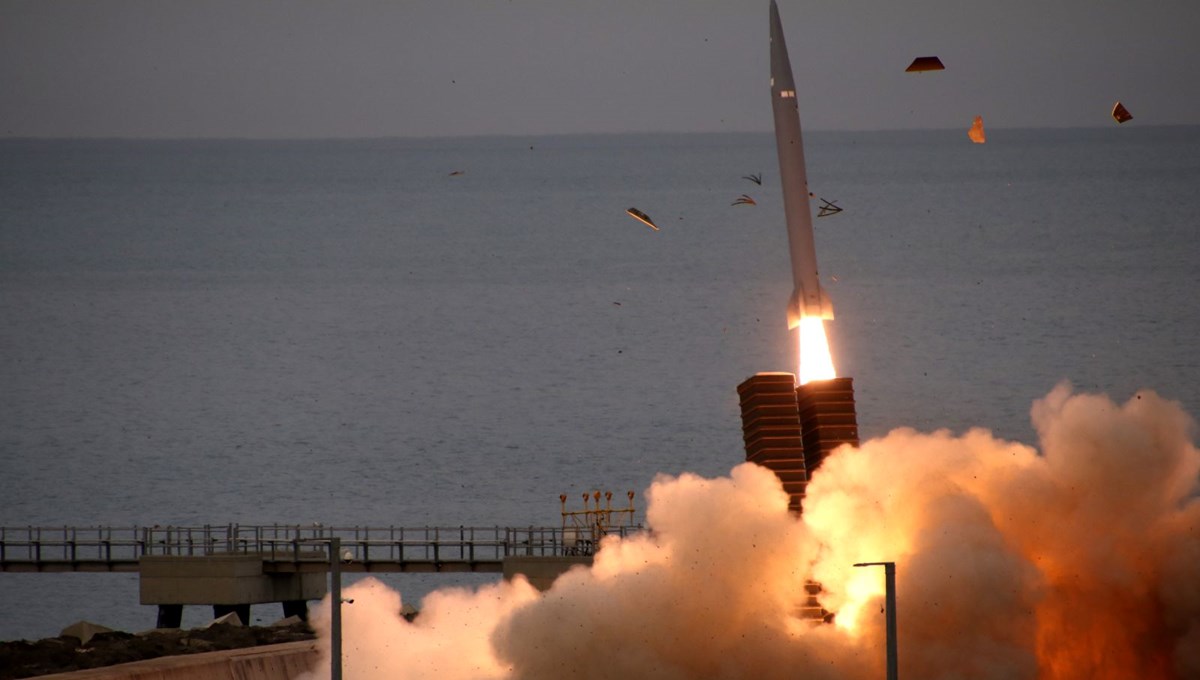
[297,384,1200,679]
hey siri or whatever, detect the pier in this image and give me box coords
[1,524,636,627]
[0,524,621,573]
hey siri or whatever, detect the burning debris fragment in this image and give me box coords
[625,207,659,231]
[1112,101,1133,124]
[968,115,986,143]
[904,56,945,73]
[816,198,843,217]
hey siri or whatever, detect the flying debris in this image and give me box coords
[905,56,945,72]
[732,194,757,206]
[448,170,464,176]
[968,115,986,143]
[743,173,763,185]
[1112,101,1133,124]
[626,207,659,231]
[771,0,833,327]
[816,198,842,218]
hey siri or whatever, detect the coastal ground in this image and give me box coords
[0,621,315,680]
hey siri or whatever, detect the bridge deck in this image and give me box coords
[0,524,635,574]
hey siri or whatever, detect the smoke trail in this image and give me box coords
[297,384,1199,679]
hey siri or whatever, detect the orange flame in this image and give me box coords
[797,317,836,384]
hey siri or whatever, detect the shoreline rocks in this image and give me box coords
[0,621,316,680]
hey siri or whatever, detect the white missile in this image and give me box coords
[770,0,834,329]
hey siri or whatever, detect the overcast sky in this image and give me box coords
[3,0,1198,138]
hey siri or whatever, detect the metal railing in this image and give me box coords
[0,524,644,572]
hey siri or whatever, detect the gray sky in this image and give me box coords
[3,0,1198,138]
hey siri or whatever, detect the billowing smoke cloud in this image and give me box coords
[297,384,1200,679]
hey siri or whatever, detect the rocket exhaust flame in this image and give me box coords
[296,384,1200,680]
[797,317,836,385]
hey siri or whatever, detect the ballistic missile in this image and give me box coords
[770,0,834,329]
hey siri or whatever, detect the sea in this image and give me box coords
[1,127,1198,640]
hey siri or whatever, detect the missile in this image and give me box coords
[770,0,834,329]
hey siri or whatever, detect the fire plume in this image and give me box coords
[797,317,836,384]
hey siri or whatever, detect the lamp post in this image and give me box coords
[330,536,343,680]
[853,561,898,680]
[299,536,351,680]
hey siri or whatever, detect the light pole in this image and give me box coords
[330,536,343,680]
[299,536,352,680]
[853,561,898,680]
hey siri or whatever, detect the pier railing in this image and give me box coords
[0,524,644,573]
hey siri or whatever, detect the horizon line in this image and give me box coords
[3,123,1194,143]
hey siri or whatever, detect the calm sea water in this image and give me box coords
[2,128,1198,638]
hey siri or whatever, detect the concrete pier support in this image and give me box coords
[140,554,326,629]
[156,604,183,628]
[282,600,309,621]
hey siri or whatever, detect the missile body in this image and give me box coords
[770,0,833,328]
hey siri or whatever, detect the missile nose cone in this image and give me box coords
[769,1,780,44]
[769,1,795,93]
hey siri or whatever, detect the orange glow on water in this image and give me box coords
[797,317,836,384]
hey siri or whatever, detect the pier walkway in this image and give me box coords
[2,524,640,627]
[0,524,638,574]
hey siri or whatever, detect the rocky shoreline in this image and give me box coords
[0,620,316,680]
